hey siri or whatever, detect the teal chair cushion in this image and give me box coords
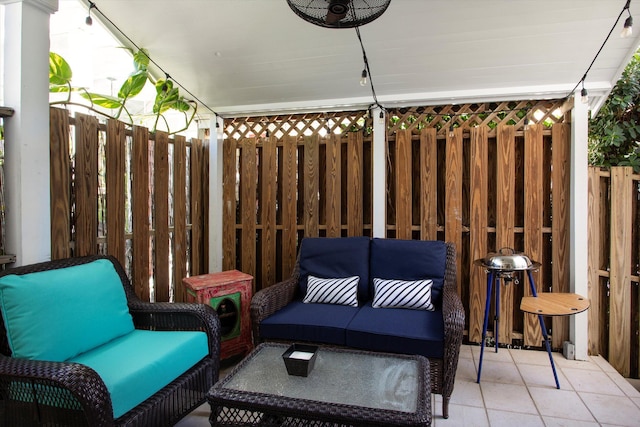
[69,329,209,419]
[0,259,134,361]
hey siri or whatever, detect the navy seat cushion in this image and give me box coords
[298,236,371,301]
[370,238,447,307]
[260,301,360,345]
[346,303,444,359]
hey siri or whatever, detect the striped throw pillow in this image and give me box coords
[372,278,435,311]
[303,275,360,307]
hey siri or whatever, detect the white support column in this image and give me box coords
[570,95,590,360]
[372,106,386,238]
[1,0,58,265]
[208,115,224,272]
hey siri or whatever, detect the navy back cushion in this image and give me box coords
[370,238,447,307]
[298,236,371,302]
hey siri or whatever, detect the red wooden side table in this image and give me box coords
[183,270,254,360]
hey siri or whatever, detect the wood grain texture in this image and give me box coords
[524,123,544,347]
[420,128,438,240]
[445,127,463,295]
[154,131,170,302]
[496,124,515,344]
[551,124,571,348]
[240,138,257,282]
[49,108,71,259]
[326,135,341,237]
[106,119,126,267]
[608,167,633,376]
[261,136,277,289]
[73,113,99,257]
[191,138,203,276]
[173,135,187,302]
[304,135,319,237]
[396,130,412,239]
[469,126,488,343]
[132,125,150,301]
[587,167,601,356]
[222,138,237,271]
[282,136,298,278]
[347,132,364,237]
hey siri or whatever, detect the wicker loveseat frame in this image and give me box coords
[0,255,221,427]
[251,241,465,419]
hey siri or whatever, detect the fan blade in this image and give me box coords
[326,0,349,25]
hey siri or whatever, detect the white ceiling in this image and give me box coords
[76,0,640,117]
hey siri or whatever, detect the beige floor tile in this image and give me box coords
[175,403,210,427]
[486,409,544,426]
[459,344,474,359]
[631,396,640,410]
[590,355,618,373]
[455,357,478,382]
[517,363,572,390]
[551,353,601,371]
[528,386,595,421]
[433,404,489,427]
[606,371,640,397]
[579,392,640,426]
[541,416,600,427]
[450,379,485,408]
[471,345,514,364]
[480,382,537,414]
[509,347,553,366]
[477,360,523,385]
[563,368,625,396]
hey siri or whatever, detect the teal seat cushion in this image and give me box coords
[0,259,134,361]
[69,329,208,419]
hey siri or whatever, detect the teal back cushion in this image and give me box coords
[0,259,135,361]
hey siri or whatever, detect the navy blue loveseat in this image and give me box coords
[251,237,465,418]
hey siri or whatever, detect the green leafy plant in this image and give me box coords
[49,49,197,135]
[589,51,640,172]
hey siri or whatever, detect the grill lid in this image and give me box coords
[474,247,541,271]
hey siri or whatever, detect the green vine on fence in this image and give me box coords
[49,49,197,135]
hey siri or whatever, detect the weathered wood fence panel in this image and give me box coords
[223,102,570,354]
[48,108,207,302]
[588,166,640,377]
[222,112,372,287]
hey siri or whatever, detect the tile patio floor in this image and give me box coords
[177,344,640,426]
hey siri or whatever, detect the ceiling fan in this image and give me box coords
[287,0,392,29]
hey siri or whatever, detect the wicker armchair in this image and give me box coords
[251,241,465,419]
[0,255,221,427]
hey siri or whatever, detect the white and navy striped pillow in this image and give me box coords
[372,278,435,311]
[303,275,359,307]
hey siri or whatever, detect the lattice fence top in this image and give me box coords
[224,111,370,140]
[223,100,567,141]
[387,100,567,135]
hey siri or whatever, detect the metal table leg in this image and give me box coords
[526,270,561,389]
[477,271,494,384]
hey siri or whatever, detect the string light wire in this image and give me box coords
[565,0,632,101]
[85,1,221,118]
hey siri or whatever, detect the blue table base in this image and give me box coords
[476,269,560,389]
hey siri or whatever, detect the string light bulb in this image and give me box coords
[580,80,589,104]
[622,0,633,37]
[379,110,385,125]
[85,2,95,26]
[360,69,368,86]
[523,117,530,130]
[448,124,455,138]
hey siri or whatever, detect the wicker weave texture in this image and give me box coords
[0,255,221,426]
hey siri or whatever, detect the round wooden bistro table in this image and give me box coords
[520,292,590,388]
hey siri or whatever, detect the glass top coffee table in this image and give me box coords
[207,343,431,426]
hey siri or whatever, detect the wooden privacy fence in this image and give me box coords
[49,108,209,302]
[222,100,571,350]
[588,166,640,377]
[222,111,372,289]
